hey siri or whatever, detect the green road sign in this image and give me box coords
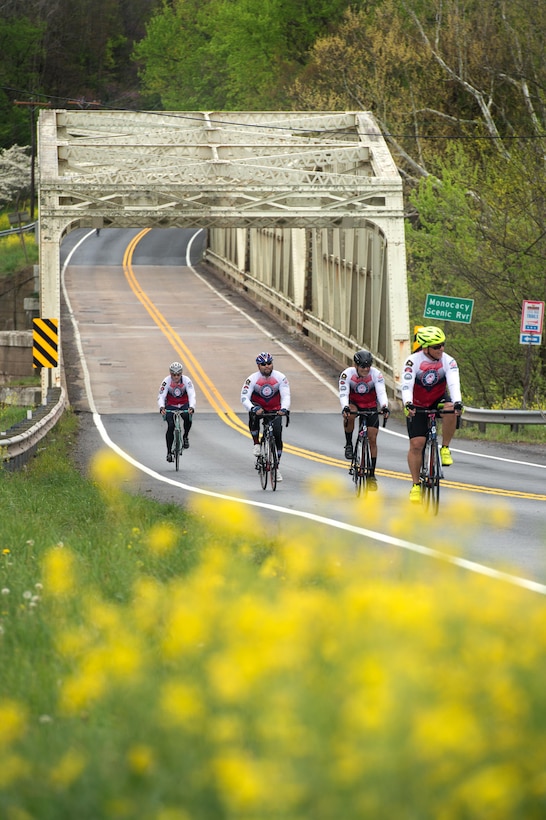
[423,294,474,324]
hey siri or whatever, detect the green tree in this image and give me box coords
[291,0,546,405]
[407,147,545,405]
[0,15,45,145]
[134,0,351,109]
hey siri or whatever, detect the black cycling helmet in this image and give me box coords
[354,350,373,368]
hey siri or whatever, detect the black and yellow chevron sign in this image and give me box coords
[33,318,59,368]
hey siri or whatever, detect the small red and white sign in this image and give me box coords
[520,300,544,345]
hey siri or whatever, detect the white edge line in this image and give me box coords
[61,230,546,597]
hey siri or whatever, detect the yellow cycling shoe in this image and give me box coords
[440,446,453,466]
[409,483,421,503]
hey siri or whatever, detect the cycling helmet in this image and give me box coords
[354,350,373,368]
[256,352,273,365]
[169,361,183,375]
[415,326,446,348]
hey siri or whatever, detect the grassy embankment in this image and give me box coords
[1,409,546,818]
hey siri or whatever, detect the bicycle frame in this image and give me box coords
[349,410,377,496]
[256,412,282,491]
[166,408,189,472]
[413,408,444,514]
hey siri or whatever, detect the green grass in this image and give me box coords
[0,404,33,432]
[0,232,39,276]
[458,421,546,444]
[1,411,546,818]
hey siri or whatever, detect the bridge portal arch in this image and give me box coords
[38,110,410,396]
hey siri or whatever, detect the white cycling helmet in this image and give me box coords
[169,361,183,375]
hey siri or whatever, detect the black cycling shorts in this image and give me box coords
[406,398,447,439]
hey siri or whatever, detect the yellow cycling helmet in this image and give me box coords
[415,326,446,348]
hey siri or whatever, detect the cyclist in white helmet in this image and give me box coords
[158,361,196,462]
[401,326,463,502]
[241,352,290,481]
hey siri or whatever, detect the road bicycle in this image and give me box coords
[165,408,189,472]
[255,411,288,491]
[412,405,455,514]
[348,409,387,496]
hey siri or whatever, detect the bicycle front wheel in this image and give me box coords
[360,436,372,496]
[269,439,278,491]
[420,440,440,514]
[352,438,364,496]
[174,427,182,471]
[258,438,268,489]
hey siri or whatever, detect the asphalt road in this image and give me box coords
[60,227,546,590]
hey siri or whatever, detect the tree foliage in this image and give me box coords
[0,0,157,147]
[134,0,352,109]
[290,0,546,405]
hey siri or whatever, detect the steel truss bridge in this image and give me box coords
[38,109,410,395]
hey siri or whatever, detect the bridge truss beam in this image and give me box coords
[38,109,410,394]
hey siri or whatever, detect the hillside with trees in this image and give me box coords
[1,0,544,406]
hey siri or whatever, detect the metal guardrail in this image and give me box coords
[462,407,546,425]
[0,222,37,238]
[0,386,67,471]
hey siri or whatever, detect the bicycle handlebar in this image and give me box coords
[162,407,192,416]
[259,410,290,427]
[345,408,389,427]
[412,406,456,415]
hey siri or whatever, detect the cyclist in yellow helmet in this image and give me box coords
[401,327,463,502]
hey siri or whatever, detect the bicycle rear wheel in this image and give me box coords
[258,438,268,489]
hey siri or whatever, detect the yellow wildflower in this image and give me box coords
[89,448,135,489]
[127,744,155,775]
[0,700,27,748]
[147,522,177,555]
[50,750,86,789]
[41,546,76,598]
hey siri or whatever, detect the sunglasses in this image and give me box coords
[430,343,445,350]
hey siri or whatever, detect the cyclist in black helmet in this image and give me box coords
[339,350,390,490]
[241,352,291,481]
[157,361,196,462]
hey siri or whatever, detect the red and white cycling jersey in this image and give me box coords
[401,350,461,407]
[157,375,196,410]
[241,369,291,413]
[339,366,388,410]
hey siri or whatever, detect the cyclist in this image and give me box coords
[158,361,196,462]
[401,326,463,502]
[339,350,389,490]
[241,352,291,481]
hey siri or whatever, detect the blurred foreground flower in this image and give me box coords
[89,448,135,490]
[147,522,178,555]
[41,546,76,598]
